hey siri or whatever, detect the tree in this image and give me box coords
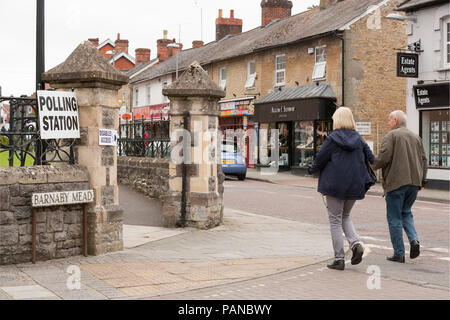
[308,5,319,9]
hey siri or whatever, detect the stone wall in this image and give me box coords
[117,156,170,204]
[0,165,90,265]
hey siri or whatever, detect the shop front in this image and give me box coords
[254,84,337,173]
[219,96,256,167]
[414,82,450,189]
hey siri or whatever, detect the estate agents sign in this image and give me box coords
[37,91,80,140]
[397,53,419,78]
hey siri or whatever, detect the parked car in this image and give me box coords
[221,141,247,181]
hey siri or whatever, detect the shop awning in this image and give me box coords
[255,83,337,105]
[254,83,337,123]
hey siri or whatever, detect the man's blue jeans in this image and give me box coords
[385,185,420,257]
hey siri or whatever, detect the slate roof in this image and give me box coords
[125,58,159,78]
[254,83,337,104]
[396,0,449,12]
[132,0,386,84]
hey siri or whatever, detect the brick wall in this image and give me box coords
[0,165,90,265]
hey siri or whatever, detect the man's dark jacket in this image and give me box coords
[308,129,375,200]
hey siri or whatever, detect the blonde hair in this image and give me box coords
[333,107,356,131]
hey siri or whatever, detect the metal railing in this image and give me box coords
[0,95,75,167]
[118,116,170,159]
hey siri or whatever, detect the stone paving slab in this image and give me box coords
[123,225,191,249]
[147,261,450,300]
[0,285,59,300]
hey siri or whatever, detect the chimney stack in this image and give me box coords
[261,0,293,27]
[135,48,151,65]
[115,33,129,54]
[157,30,183,62]
[88,38,99,47]
[216,9,243,41]
[192,40,204,48]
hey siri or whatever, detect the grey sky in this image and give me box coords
[0,0,319,96]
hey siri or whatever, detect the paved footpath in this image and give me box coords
[0,175,448,300]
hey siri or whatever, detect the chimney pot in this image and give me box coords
[219,9,223,18]
[230,10,234,18]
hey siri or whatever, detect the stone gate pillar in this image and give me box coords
[42,41,129,255]
[163,62,226,230]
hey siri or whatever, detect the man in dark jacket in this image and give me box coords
[373,110,428,263]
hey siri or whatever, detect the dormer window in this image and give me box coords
[312,46,327,80]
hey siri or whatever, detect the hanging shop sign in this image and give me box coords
[397,53,419,78]
[220,98,255,118]
[414,82,450,109]
[37,91,80,140]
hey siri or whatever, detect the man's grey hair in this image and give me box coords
[390,110,407,126]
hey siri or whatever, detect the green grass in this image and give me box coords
[0,150,36,167]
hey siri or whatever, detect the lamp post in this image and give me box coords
[167,43,180,80]
[36,0,45,92]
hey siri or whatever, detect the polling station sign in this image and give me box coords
[37,91,81,140]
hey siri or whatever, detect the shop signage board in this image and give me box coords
[397,53,419,78]
[37,91,80,140]
[220,99,255,118]
[99,129,118,147]
[356,122,372,136]
[414,82,450,109]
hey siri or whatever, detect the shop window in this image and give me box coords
[295,121,315,167]
[219,67,227,90]
[246,61,256,89]
[312,46,327,80]
[275,55,286,86]
[421,110,450,169]
[278,123,290,166]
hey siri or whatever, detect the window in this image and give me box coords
[146,85,151,105]
[312,46,327,80]
[219,67,227,90]
[445,18,450,67]
[275,55,286,86]
[421,110,450,169]
[245,61,256,89]
[134,88,139,107]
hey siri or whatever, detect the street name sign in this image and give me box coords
[31,190,94,208]
[37,91,81,140]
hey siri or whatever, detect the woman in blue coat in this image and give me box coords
[309,107,375,271]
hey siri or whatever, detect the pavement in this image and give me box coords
[0,173,448,301]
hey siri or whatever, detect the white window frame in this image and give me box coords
[444,17,450,68]
[245,61,256,89]
[275,54,286,87]
[312,45,327,81]
[146,85,151,105]
[219,67,227,90]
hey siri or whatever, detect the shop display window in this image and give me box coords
[294,121,314,167]
[421,110,450,169]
